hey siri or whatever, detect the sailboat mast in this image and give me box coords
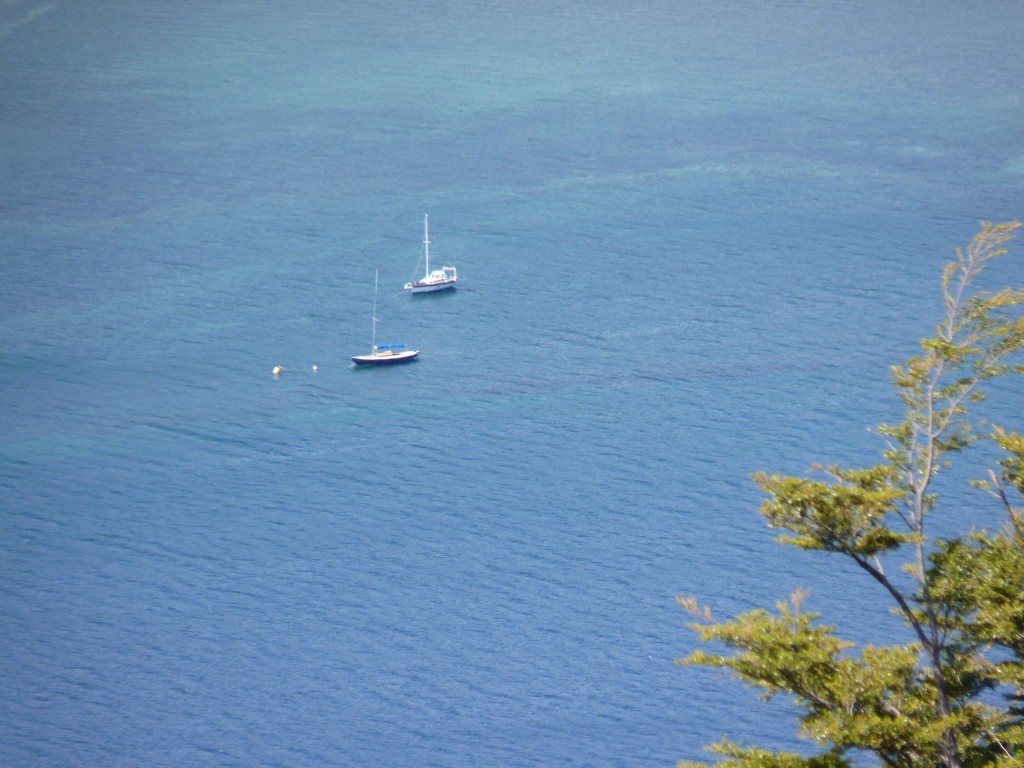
[371,268,379,351]
[423,214,430,274]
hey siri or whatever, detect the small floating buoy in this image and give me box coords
[312,365,318,373]
[273,365,282,376]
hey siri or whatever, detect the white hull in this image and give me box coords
[405,278,457,293]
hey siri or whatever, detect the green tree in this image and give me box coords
[678,221,1024,768]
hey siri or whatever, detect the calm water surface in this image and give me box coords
[2,1,1022,766]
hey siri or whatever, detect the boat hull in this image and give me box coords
[405,279,457,294]
[351,350,420,366]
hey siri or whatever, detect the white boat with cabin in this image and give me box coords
[404,215,457,293]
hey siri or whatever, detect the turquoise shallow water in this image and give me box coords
[2,1,1023,766]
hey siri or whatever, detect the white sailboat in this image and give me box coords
[352,269,419,366]
[404,214,457,293]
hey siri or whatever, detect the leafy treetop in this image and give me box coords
[678,221,1024,768]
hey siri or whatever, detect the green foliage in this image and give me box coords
[678,222,1024,768]
[678,738,849,768]
[753,466,908,557]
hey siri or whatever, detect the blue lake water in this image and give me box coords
[2,1,1023,765]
